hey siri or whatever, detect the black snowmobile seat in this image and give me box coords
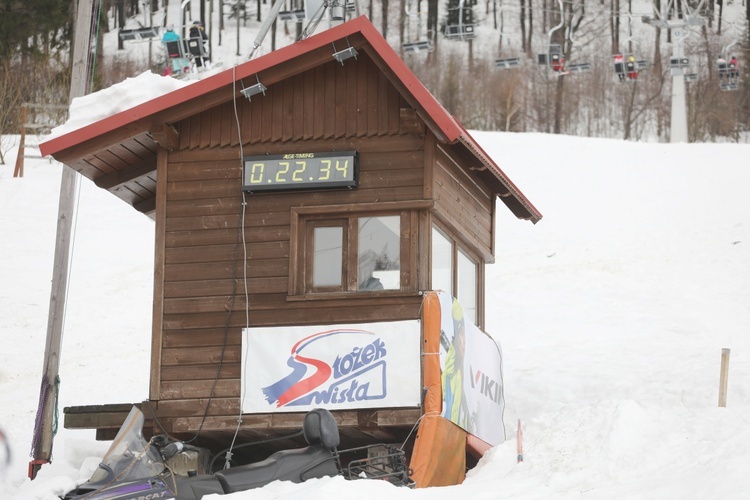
[303,407,340,449]
[214,408,340,493]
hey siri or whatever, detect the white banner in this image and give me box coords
[438,292,505,446]
[242,320,421,413]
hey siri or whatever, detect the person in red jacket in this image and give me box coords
[550,53,565,73]
[729,56,739,79]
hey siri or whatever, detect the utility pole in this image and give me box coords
[29,0,94,479]
[643,0,705,143]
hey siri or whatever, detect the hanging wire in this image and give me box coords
[220,65,254,467]
[140,67,251,452]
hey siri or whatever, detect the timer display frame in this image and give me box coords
[242,151,358,193]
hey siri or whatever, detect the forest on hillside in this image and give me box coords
[1,0,749,151]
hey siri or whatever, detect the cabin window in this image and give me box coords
[292,208,412,297]
[310,222,346,291]
[432,224,479,325]
[431,227,453,296]
[457,248,478,324]
[358,216,400,291]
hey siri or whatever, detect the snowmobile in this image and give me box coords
[62,406,413,499]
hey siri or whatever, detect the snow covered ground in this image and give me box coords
[2,128,750,499]
[3,1,750,494]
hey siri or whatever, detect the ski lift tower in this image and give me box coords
[643,0,705,143]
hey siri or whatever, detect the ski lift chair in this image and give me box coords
[164,39,190,77]
[279,9,306,21]
[669,57,690,70]
[403,0,434,53]
[670,57,695,80]
[119,26,160,41]
[567,62,591,73]
[495,57,521,69]
[403,40,434,53]
[444,0,476,41]
[444,22,476,40]
[720,80,739,91]
[186,37,208,60]
[719,61,740,91]
[537,43,562,66]
[669,56,698,82]
[716,60,733,82]
[613,54,626,78]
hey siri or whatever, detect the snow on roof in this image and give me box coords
[48,72,190,139]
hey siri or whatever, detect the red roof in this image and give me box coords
[41,16,541,223]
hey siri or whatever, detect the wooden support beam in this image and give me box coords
[134,196,157,217]
[93,157,157,190]
[150,122,180,151]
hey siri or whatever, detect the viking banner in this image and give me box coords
[242,320,421,413]
[438,291,506,446]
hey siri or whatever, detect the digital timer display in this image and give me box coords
[242,151,358,193]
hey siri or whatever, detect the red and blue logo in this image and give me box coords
[262,328,389,408]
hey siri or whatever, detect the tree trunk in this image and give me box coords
[117,0,125,51]
[527,0,532,55]
[623,79,637,140]
[399,0,405,56]
[382,0,389,39]
[520,0,527,53]
[718,0,723,35]
[610,0,619,54]
[652,0,662,75]
[553,75,564,134]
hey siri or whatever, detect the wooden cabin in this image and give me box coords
[41,16,541,484]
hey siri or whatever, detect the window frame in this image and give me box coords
[457,246,478,325]
[306,218,348,293]
[289,201,431,299]
[430,221,484,327]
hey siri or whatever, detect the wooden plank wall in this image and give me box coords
[432,144,494,260]
[155,54,427,423]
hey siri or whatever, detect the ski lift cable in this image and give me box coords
[298,0,332,41]
[496,3,654,20]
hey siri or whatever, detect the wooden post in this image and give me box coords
[516,419,523,463]
[29,0,93,480]
[13,104,26,177]
[718,348,730,407]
